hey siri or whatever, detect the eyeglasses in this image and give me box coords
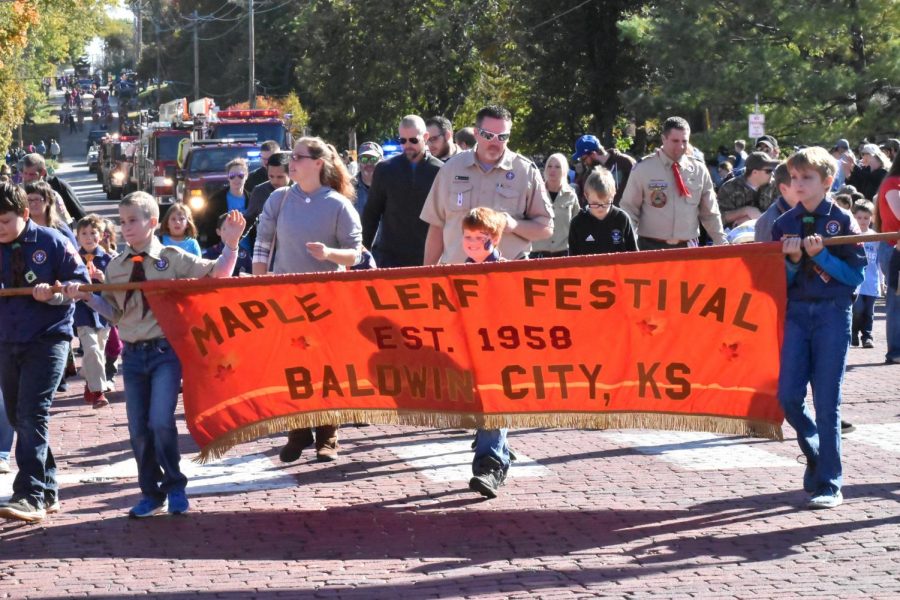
[398,137,420,145]
[359,155,379,165]
[477,128,511,142]
[227,172,247,179]
[290,153,315,161]
[587,202,613,209]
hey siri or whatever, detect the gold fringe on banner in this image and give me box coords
[195,409,783,463]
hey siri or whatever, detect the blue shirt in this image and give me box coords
[0,219,90,343]
[226,190,246,213]
[771,199,866,302]
[74,246,112,328]
[161,234,202,257]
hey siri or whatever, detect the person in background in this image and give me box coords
[245,140,281,193]
[199,158,251,249]
[454,127,476,151]
[353,142,383,218]
[568,166,638,256]
[531,152,578,258]
[159,203,202,257]
[850,200,883,349]
[426,116,459,162]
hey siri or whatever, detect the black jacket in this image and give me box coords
[197,186,251,247]
[245,165,268,195]
[47,175,86,223]
[362,152,442,267]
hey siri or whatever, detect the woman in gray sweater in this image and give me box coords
[252,136,362,464]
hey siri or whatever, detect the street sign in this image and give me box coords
[749,113,765,138]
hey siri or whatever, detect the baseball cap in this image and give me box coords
[755,135,778,150]
[572,135,601,161]
[744,151,780,173]
[727,220,757,245]
[358,141,383,159]
[834,138,850,151]
[861,143,880,156]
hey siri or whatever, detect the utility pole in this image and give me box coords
[155,22,162,107]
[193,10,200,101]
[133,1,143,64]
[248,0,256,108]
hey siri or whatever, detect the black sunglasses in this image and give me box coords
[398,137,420,145]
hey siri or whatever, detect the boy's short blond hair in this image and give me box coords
[583,166,616,200]
[786,146,837,181]
[120,191,159,220]
[462,206,506,239]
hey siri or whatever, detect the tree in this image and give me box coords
[622,0,900,151]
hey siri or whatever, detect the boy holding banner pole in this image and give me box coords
[63,193,244,519]
[771,147,866,510]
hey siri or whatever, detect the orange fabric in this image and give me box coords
[145,243,786,457]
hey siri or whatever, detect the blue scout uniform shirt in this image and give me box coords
[0,219,90,343]
[202,242,252,276]
[771,198,866,302]
[74,246,112,328]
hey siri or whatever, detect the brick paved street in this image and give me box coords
[1,101,898,599]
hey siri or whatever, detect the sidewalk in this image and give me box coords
[0,301,897,594]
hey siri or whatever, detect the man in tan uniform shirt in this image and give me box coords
[421,105,553,264]
[620,116,728,250]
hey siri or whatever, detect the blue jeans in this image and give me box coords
[0,386,13,462]
[122,339,187,501]
[0,337,67,507]
[878,243,900,361]
[852,294,876,342]
[778,298,851,496]
[473,428,510,471]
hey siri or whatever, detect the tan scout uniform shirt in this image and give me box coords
[420,148,553,263]
[102,237,216,343]
[531,185,579,253]
[619,150,727,244]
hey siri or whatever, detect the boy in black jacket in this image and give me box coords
[569,167,638,255]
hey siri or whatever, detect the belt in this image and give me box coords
[640,236,688,245]
[123,337,168,352]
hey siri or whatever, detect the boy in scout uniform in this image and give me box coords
[0,182,89,522]
[619,116,728,250]
[421,105,553,265]
[64,192,245,519]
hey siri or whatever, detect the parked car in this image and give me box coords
[86,147,99,173]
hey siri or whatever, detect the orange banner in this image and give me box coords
[145,244,786,460]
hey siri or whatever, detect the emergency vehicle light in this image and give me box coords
[217,109,279,119]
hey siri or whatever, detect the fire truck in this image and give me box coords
[176,137,262,216]
[99,134,139,200]
[207,108,292,148]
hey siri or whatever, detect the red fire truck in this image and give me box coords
[136,123,190,206]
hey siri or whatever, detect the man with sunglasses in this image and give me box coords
[362,115,443,267]
[421,105,553,265]
[426,116,459,162]
[353,142,382,218]
[420,104,553,500]
[716,151,781,227]
[571,135,636,207]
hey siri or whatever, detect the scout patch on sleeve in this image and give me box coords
[154,257,170,271]
[32,249,47,264]
[824,220,841,236]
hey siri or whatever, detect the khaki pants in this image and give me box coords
[77,326,110,393]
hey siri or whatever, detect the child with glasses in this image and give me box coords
[158,203,201,257]
[568,167,638,255]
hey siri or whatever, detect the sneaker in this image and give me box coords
[167,490,189,515]
[45,495,61,515]
[92,393,109,409]
[279,428,314,463]
[0,459,10,474]
[128,496,167,519]
[841,420,856,435]
[807,491,843,509]
[862,339,874,349]
[0,498,45,522]
[468,456,508,499]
